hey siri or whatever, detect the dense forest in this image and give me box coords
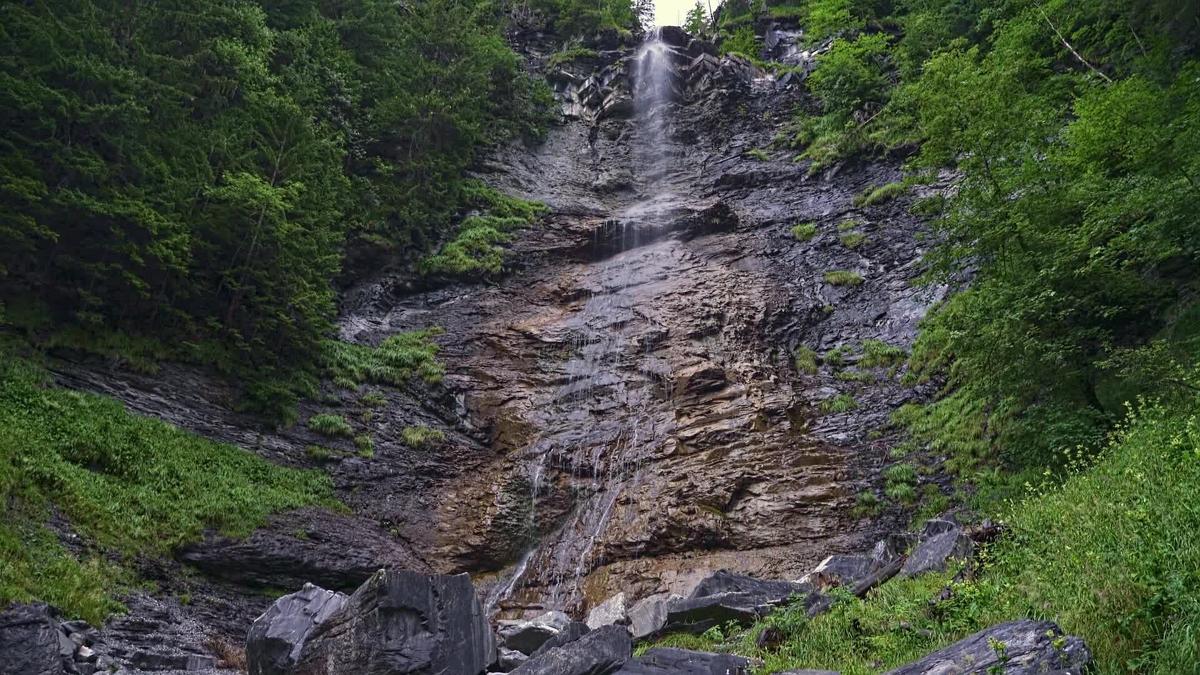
[2,0,1200,672]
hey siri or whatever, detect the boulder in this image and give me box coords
[800,554,874,590]
[293,569,494,675]
[587,593,629,630]
[900,525,975,577]
[510,624,632,675]
[0,604,66,675]
[499,610,572,655]
[870,533,917,568]
[246,583,348,675]
[885,620,1090,674]
[530,621,591,658]
[497,647,529,672]
[614,647,750,674]
[688,570,802,600]
[627,594,679,641]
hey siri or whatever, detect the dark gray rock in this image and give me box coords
[901,526,975,577]
[531,622,592,658]
[246,583,347,675]
[885,620,1090,674]
[510,625,631,675]
[499,610,572,655]
[801,554,874,590]
[614,647,750,674]
[0,604,65,675]
[294,569,494,675]
[870,533,917,568]
[689,570,804,600]
[497,647,529,672]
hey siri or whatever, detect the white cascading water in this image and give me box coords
[486,28,682,615]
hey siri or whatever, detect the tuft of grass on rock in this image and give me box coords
[839,232,866,248]
[791,222,818,241]
[307,413,353,438]
[794,346,819,374]
[401,425,446,448]
[853,181,907,207]
[745,147,771,161]
[820,393,858,413]
[825,270,864,287]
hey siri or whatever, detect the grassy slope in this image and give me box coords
[650,399,1200,673]
[0,348,336,623]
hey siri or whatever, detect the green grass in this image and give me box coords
[745,148,771,161]
[547,45,599,68]
[307,413,353,438]
[794,346,819,374]
[839,232,866,248]
[401,425,446,448]
[853,181,907,207]
[359,390,388,407]
[321,328,444,389]
[837,219,864,232]
[0,352,335,623]
[790,222,817,241]
[835,368,874,382]
[354,434,374,458]
[824,270,865,287]
[420,187,546,279]
[861,339,907,368]
[305,444,338,461]
[648,398,1200,673]
[820,393,858,413]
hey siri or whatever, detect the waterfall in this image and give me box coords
[488,28,683,617]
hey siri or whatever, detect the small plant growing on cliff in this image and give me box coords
[359,390,387,408]
[861,339,906,368]
[402,425,445,448]
[820,393,858,413]
[836,368,874,382]
[852,490,882,517]
[825,270,864,287]
[354,434,374,458]
[305,445,338,461]
[837,219,863,232]
[322,329,444,388]
[825,345,849,367]
[839,232,866,249]
[854,181,907,207]
[791,222,817,241]
[794,346,819,374]
[308,414,353,438]
[745,147,770,161]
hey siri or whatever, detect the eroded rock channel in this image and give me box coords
[41,25,954,673]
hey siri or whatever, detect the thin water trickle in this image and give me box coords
[490,28,683,615]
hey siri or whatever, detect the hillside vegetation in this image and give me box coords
[650,0,1200,671]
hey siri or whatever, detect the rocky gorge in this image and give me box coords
[1,22,1091,675]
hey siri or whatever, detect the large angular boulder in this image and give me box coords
[293,569,494,675]
[246,583,348,675]
[586,593,628,630]
[627,594,680,641]
[614,648,750,674]
[0,604,67,675]
[799,554,875,590]
[885,620,1090,674]
[662,571,817,634]
[499,610,572,655]
[510,625,632,675]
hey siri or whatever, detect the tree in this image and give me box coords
[684,1,708,34]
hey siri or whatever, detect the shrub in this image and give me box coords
[307,414,353,438]
[824,270,864,286]
[791,222,818,241]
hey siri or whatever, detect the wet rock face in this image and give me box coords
[0,604,67,675]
